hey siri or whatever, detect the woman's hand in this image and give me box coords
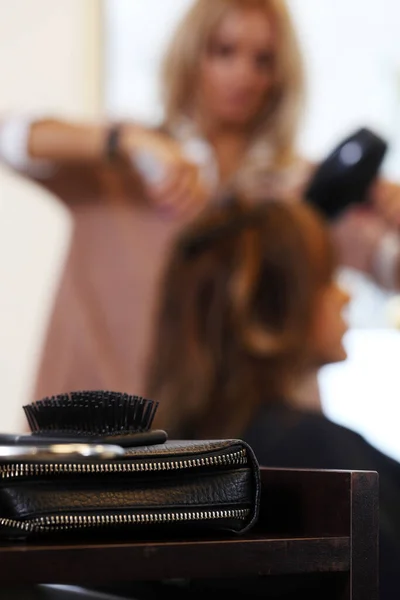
[368,178,400,227]
[120,124,210,218]
[330,204,385,275]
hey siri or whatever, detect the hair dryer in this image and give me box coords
[305,127,388,220]
[132,126,388,221]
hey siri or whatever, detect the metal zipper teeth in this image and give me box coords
[0,508,250,533]
[0,449,247,479]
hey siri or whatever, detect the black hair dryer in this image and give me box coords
[305,127,388,220]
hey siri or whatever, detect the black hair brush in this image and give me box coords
[0,391,167,448]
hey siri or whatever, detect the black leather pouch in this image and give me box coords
[0,439,260,541]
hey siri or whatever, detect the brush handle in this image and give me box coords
[0,430,168,448]
[101,430,168,447]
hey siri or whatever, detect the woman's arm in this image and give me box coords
[329,205,400,289]
[369,178,400,227]
[0,115,209,216]
[327,181,400,291]
[0,115,111,175]
[28,119,109,162]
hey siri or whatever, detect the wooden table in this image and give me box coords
[0,467,378,599]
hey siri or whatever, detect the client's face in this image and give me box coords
[197,7,275,128]
[309,280,351,366]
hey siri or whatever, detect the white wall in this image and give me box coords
[0,0,101,432]
[104,0,192,124]
[0,0,102,117]
[289,0,400,178]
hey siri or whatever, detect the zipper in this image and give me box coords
[0,508,250,534]
[0,448,247,480]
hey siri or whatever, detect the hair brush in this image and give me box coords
[0,391,167,448]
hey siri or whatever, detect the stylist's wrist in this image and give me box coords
[117,123,151,161]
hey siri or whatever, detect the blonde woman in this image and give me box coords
[1,0,400,400]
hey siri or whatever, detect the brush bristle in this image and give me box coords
[23,390,159,436]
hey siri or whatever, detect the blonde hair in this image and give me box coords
[161,0,304,167]
[146,200,335,439]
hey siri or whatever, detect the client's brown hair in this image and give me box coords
[146,200,335,439]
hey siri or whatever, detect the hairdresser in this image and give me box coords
[1,0,400,401]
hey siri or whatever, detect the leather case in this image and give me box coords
[0,438,260,541]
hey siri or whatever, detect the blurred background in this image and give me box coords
[2,0,400,459]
